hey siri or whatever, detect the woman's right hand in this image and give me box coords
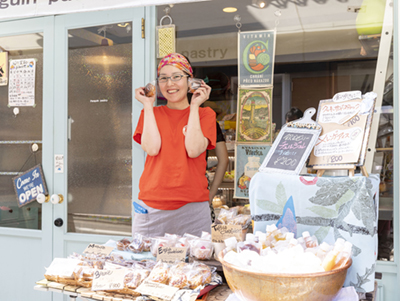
[135,87,156,107]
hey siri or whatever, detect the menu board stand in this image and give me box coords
[308,91,376,177]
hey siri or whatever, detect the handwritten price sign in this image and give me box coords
[136,280,179,300]
[211,224,244,243]
[92,268,126,291]
[83,243,114,256]
[260,109,321,175]
[157,247,187,263]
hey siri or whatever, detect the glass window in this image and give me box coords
[0,33,43,230]
[67,23,133,236]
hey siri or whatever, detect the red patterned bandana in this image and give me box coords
[157,53,193,77]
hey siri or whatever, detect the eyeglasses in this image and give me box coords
[157,74,188,83]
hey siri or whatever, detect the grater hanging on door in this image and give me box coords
[156,15,176,58]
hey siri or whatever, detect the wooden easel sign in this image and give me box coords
[308,91,376,174]
[259,108,321,175]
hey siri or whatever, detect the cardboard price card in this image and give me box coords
[136,280,179,301]
[156,247,187,264]
[211,224,244,243]
[83,243,114,256]
[92,268,126,291]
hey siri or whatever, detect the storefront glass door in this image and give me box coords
[52,8,148,282]
[0,17,54,301]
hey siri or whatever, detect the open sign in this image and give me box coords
[13,164,48,207]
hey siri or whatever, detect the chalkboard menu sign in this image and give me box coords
[13,164,48,207]
[259,108,321,175]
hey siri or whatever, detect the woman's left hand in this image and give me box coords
[190,81,211,107]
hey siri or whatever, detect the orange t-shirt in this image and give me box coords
[133,106,216,210]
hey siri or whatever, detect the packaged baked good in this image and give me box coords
[116,238,131,251]
[128,233,145,253]
[190,238,214,260]
[229,214,252,228]
[187,262,212,289]
[143,236,152,252]
[216,208,235,224]
[188,78,202,93]
[150,236,176,257]
[147,261,170,284]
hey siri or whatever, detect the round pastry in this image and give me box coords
[128,240,145,253]
[117,238,131,251]
[169,272,188,289]
[188,78,202,93]
[145,83,156,97]
[148,267,169,284]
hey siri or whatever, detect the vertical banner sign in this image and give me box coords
[239,30,276,87]
[0,52,8,86]
[8,59,36,106]
[237,87,273,143]
[234,144,271,199]
[13,164,48,207]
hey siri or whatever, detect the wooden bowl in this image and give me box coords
[218,250,352,301]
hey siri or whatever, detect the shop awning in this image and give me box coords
[0,0,207,22]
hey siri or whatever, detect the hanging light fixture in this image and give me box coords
[252,0,267,9]
[97,25,113,46]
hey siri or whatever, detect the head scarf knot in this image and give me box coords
[157,53,193,77]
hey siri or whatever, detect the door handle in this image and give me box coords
[50,194,64,205]
[54,218,63,227]
[37,193,50,204]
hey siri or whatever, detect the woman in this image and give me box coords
[133,53,216,237]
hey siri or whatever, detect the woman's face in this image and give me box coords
[158,65,189,105]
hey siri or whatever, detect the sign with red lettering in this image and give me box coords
[309,91,376,167]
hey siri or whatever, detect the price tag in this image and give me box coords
[46,258,81,278]
[92,268,126,291]
[211,224,244,243]
[136,280,179,300]
[83,243,114,256]
[156,247,187,264]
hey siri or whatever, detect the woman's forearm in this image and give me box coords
[141,105,161,156]
[185,105,208,158]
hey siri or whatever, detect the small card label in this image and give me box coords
[136,280,179,300]
[55,155,64,173]
[83,243,114,256]
[211,224,244,243]
[156,247,187,264]
[92,269,126,291]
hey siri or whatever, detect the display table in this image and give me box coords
[34,282,376,301]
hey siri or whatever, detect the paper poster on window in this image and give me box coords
[238,29,276,87]
[0,52,8,86]
[308,91,376,166]
[234,144,271,199]
[8,59,36,106]
[236,87,273,143]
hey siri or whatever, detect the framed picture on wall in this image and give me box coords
[234,144,271,199]
[238,29,276,87]
[236,87,273,143]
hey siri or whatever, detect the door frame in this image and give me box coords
[52,7,152,264]
[0,16,55,301]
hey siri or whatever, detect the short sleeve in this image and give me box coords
[200,107,217,150]
[216,122,225,143]
[133,109,144,144]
